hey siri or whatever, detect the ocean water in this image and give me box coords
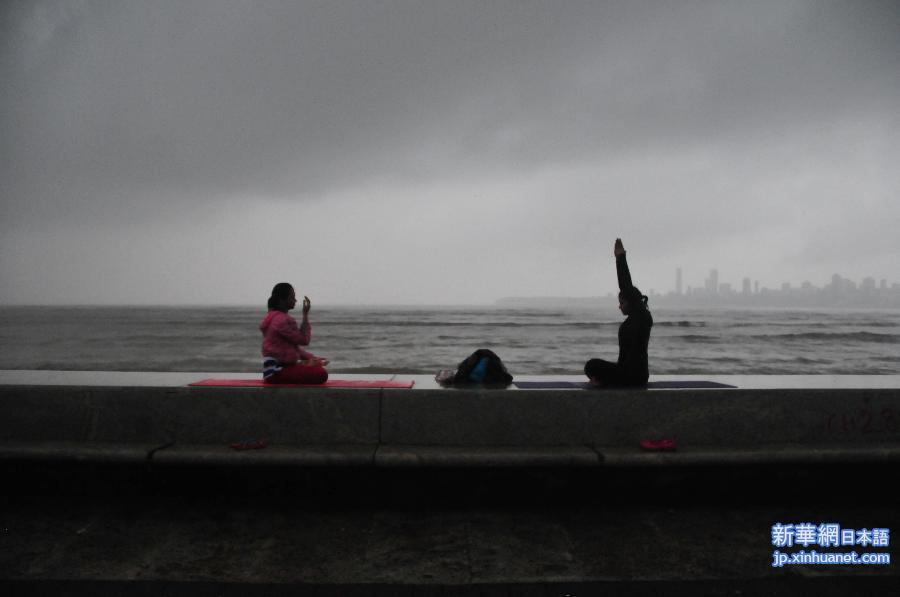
[0,305,898,375]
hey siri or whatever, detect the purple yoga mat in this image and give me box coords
[513,380,737,389]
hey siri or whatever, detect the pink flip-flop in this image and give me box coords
[640,439,677,452]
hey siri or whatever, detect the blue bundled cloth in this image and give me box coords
[467,357,489,383]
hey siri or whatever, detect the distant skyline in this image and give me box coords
[2,1,898,306]
[4,267,899,307]
[498,268,900,308]
[663,268,900,297]
[655,270,900,308]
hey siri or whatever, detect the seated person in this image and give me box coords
[584,238,653,387]
[260,283,328,384]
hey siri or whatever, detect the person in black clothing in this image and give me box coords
[584,238,653,387]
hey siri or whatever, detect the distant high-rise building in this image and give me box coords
[706,269,719,295]
[742,277,751,295]
[831,274,842,293]
[676,268,683,295]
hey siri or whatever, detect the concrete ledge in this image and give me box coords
[151,444,376,467]
[380,387,900,447]
[0,385,382,444]
[2,374,900,467]
[598,443,900,466]
[5,441,900,468]
[0,441,158,463]
[375,445,602,467]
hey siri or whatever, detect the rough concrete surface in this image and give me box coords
[2,464,898,593]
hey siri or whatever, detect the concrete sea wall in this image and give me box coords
[2,374,899,466]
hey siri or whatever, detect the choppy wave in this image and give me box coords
[1,306,898,375]
[656,331,900,344]
[655,320,707,327]
[752,331,900,343]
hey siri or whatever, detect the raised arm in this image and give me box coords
[614,238,635,292]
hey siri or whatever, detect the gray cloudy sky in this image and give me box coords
[2,0,898,305]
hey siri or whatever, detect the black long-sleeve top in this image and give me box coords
[616,252,653,384]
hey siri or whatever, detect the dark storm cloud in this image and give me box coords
[1,1,898,305]
[3,0,897,229]
[1,0,604,224]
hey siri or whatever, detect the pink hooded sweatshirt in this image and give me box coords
[259,310,315,365]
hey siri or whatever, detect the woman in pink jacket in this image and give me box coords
[260,283,328,384]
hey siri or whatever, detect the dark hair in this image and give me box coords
[267,282,294,311]
[619,286,649,311]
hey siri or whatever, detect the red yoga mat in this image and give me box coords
[189,378,415,389]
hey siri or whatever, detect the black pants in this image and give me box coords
[584,359,646,387]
